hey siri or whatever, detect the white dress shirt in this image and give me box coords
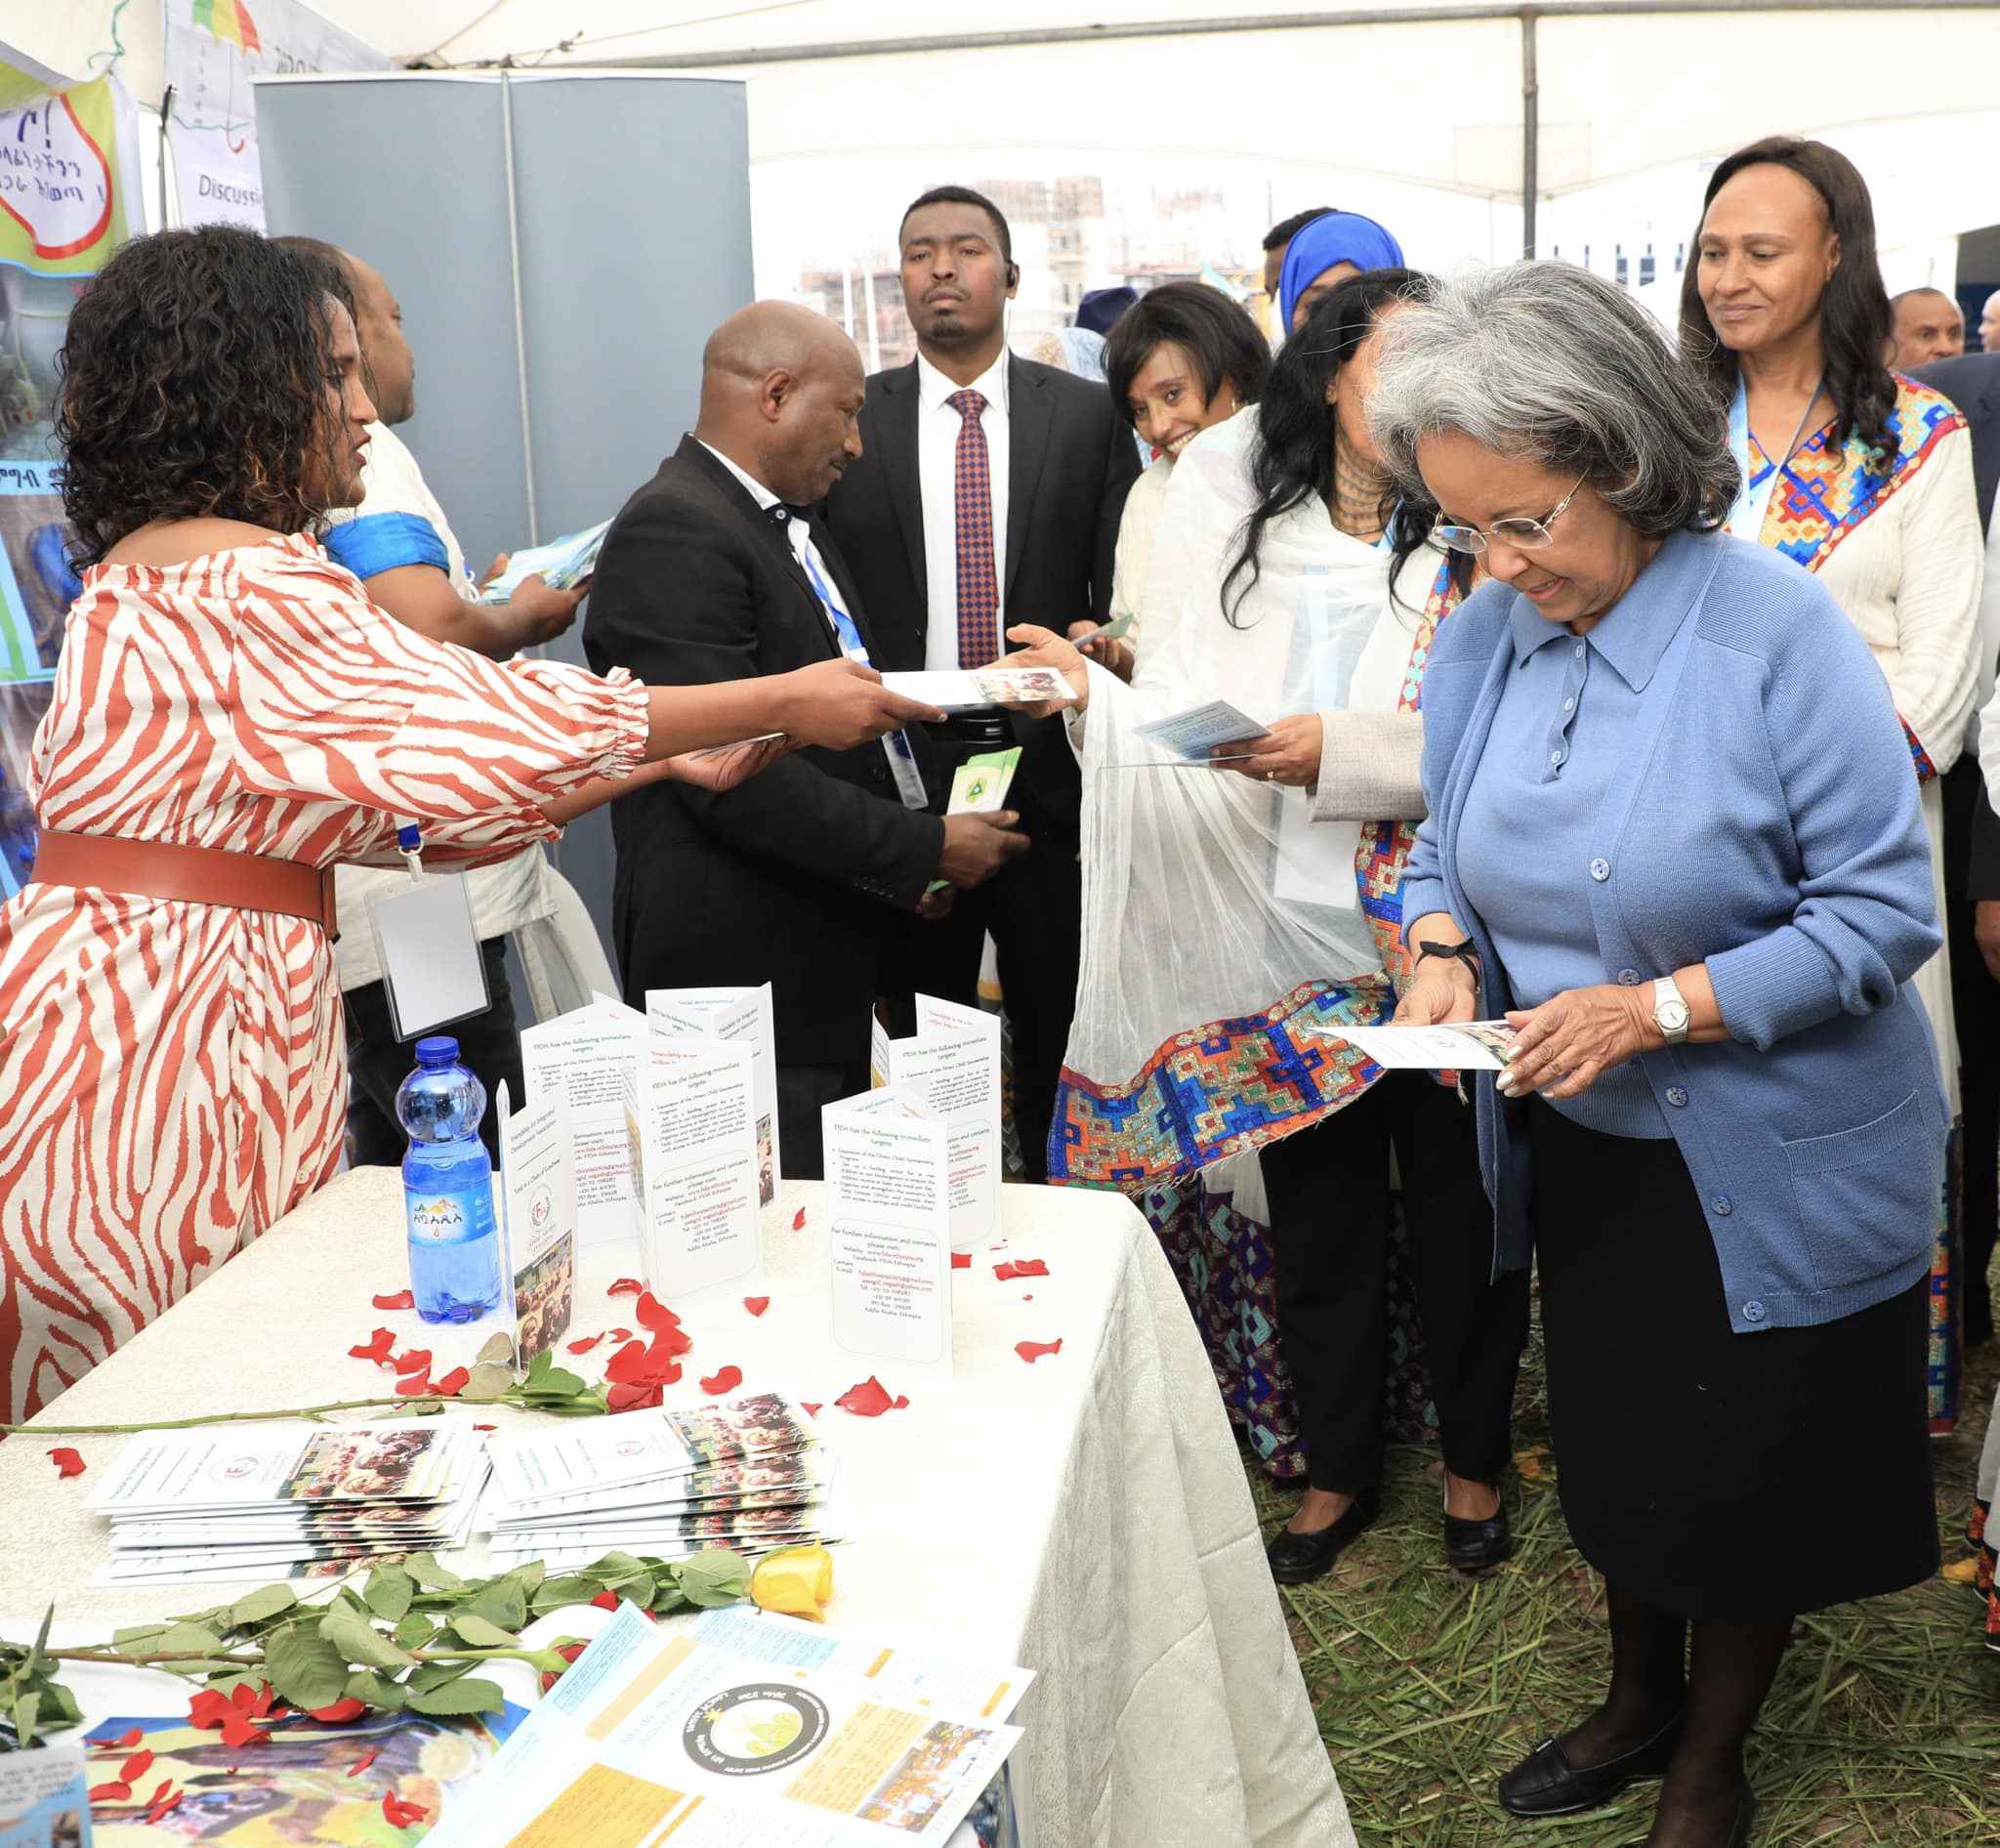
[698,439,847,651]
[916,348,1011,670]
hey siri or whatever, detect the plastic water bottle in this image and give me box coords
[396,1036,502,1324]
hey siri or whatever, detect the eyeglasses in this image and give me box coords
[1432,474,1589,556]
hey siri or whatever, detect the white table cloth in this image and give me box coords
[0,1168,1353,1847]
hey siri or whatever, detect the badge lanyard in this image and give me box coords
[797,541,932,811]
[364,818,491,1041]
[1725,375,1823,539]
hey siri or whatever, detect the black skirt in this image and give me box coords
[1530,1099,1938,1622]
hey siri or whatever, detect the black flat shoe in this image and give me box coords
[1496,1706,1684,1818]
[1443,1503,1513,1575]
[1265,1486,1383,1585]
[1624,1777,1756,1847]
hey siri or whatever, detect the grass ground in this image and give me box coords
[1246,1308,1999,1845]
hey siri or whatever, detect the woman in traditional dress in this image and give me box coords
[1380,259,1942,1848]
[1029,272,1528,1583]
[1682,136,1984,1432]
[0,227,934,1424]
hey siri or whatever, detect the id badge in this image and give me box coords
[366,821,491,1041]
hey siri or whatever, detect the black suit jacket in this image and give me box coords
[582,437,945,1065]
[820,354,1142,823]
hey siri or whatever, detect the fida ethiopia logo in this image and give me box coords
[684,1683,830,1776]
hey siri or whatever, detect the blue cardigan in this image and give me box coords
[1400,526,1946,1333]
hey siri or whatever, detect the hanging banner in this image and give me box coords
[0,70,141,900]
[164,0,389,231]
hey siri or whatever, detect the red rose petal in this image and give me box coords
[801,1402,823,1416]
[391,1348,432,1377]
[145,1778,174,1806]
[395,1376,437,1397]
[1023,1293,1033,1301]
[87,1728,143,1749]
[606,1380,664,1411]
[47,1447,85,1479]
[1015,1338,1063,1364]
[699,1365,743,1396]
[607,1277,645,1297]
[591,1589,619,1611]
[310,1698,368,1722]
[188,1690,232,1729]
[372,1289,415,1310]
[348,1326,397,1364]
[792,1206,807,1230]
[742,1296,770,1318]
[892,1395,909,1409]
[833,1375,895,1417]
[950,1251,971,1269]
[89,1780,131,1802]
[432,1366,470,1397]
[120,1748,155,1784]
[566,1333,604,1354]
[993,1258,1050,1281]
[474,1423,497,1432]
[608,1326,633,1342]
[383,1791,432,1827]
[348,1745,380,1779]
[634,1290,682,1333]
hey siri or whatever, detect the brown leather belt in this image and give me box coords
[29,828,338,932]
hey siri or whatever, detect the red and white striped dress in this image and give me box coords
[0,533,649,1423]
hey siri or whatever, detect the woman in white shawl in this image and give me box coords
[1022,273,1529,1584]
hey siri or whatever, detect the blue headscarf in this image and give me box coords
[1276,211,1405,334]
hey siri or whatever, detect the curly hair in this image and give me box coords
[56,225,353,567]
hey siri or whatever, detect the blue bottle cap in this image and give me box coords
[415,1035,461,1066]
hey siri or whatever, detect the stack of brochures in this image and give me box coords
[478,518,611,603]
[480,1390,843,1572]
[83,1417,491,1588]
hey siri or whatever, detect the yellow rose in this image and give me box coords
[750,1544,835,1622]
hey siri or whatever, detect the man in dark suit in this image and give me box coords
[1915,348,2000,1344]
[584,302,1025,1177]
[821,186,1142,1183]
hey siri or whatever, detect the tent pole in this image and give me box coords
[498,63,540,548]
[1520,9,1538,259]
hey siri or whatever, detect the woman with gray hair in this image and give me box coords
[1374,261,1943,1848]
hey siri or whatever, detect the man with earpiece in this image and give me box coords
[823,184,1141,1183]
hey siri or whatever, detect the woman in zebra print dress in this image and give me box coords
[0,228,930,1424]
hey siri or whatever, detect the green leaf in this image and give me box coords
[11,1690,39,1748]
[406,1659,474,1695]
[404,1553,466,1592]
[504,1561,546,1597]
[477,1332,517,1366]
[319,1604,416,1672]
[33,1678,81,1725]
[529,1576,601,1616]
[403,1674,504,1717]
[460,1363,513,1403]
[228,1584,298,1629]
[112,1622,171,1650]
[151,1622,228,1657]
[265,1622,350,1711]
[464,1583,526,1635]
[514,1363,586,1399]
[394,1614,439,1651]
[673,1549,752,1609]
[363,1565,415,1623]
[345,1668,409,1712]
[447,1613,518,1649]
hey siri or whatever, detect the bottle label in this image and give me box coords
[406,1187,495,1247]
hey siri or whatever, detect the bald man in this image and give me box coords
[1980,289,2000,356]
[1888,286,1965,368]
[583,303,1024,1175]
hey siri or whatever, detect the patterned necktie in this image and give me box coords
[945,388,1000,668]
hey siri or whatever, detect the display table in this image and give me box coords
[0,1168,1353,1847]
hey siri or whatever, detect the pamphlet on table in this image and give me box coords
[83,1418,491,1587]
[478,517,610,602]
[0,1743,92,1844]
[480,1392,839,1570]
[521,996,765,1298]
[1302,1019,1521,1071]
[495,1082,578,1365]
[870,995,1002,1252]
[646,984,781,1208]
[822,1089,955,1382]
[420,1601,1028,1848]
[882,666,1072,712]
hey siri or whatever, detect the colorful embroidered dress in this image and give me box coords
[0,535,650,1423]
[1741,374,1982,1432]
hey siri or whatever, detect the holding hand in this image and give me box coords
[1004,623,1091,715]
[479,554,585,651]
[936,810,1029,888]
[1497,985,1652,1101]
[660,735,791,792]
[1066,619,1134,683]
[1216,712,1322,786]
[778,658,946,751]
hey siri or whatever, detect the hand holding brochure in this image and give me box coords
[882,666,1074,712]
[479,518,610,602]
[1308,1019,1521,1071]
[1130,697,1272,762]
